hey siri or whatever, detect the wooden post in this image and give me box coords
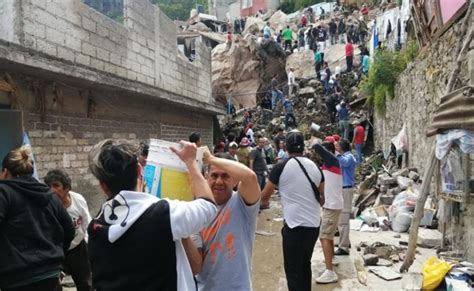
[463,153,470,207]
[400,2,473,273]
[400,145,438,273]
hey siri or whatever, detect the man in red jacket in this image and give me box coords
[352,120,365,163]
[345,39,354,72]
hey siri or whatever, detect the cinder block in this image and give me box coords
[96,47,110,61]
[24,21,46,39]
[57,46,75,62]
[96,24,109,38]
[81,41,97,57]
[36,39,57,56]
[65,35,82,51]
[90,58,105,70]
[104,63,118,74]
[132,41,141,53]
[74,52,90,66]
[82,16,96,32]
[109,53,121,65]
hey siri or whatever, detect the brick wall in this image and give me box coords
[0,0,212,104]
[161,124,213,146]
[8,74,213,214]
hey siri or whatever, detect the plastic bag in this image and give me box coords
[360,208,378,225]
[422,256,452,290]
[391,212,412,232]
[388,190,418,221]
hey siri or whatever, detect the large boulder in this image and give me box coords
[211,35,287,110]
[325,44,361,72]
[268,10,291,33]
[243,17,265,35]
[286,50,315,80]
[285,44,362,80]
[212,35,261,109]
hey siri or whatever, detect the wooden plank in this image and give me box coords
[400,145,438,273]
[463,153,470,206]
[354,257,368,286]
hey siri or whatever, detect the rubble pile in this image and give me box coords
[351,151,444,237]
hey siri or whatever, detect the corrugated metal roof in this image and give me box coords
[426,86,474,137]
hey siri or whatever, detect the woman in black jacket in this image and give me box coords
[0,146,74,291]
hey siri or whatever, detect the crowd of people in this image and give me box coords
[0,118,366,291]
[0,5,375,291]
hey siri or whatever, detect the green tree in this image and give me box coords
[360,41,419,114]
[150,0,209,20]
[280,0,325,13]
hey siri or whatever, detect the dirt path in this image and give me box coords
[252,196,435,290]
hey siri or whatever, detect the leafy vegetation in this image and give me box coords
[280,0,325,14]
[360,41,419,114]
[83,0,124,22]
[83,0,208,22]
[150,0,208,20]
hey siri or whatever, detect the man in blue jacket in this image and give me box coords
[334,139,357,256]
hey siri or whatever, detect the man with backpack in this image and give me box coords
[261,130,325,291]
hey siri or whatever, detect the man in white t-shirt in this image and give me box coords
[287,68,298,98]
[312,142,344,284]
[261,130,325,291]
[45,169,93,291]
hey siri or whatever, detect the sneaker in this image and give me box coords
[334,248,350,256]
[332,256,340,266]
[316,269,338,284]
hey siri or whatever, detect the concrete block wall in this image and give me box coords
[373,18,474,262]
[155,8,212,104]
[0,0,212,104]
[373,21,470,174]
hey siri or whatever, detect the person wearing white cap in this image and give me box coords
[228,141,239,161]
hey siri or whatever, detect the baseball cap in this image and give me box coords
[324,136,336,143]
[229,141,238,148]
[286,130,305,153]
[332,134,341,142]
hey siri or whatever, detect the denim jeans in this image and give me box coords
[339,120,349,140]
[285,113,296,129]
[323,79,331,95]
[354,143,363,163]
[271,90,283,109]
[256,174,266,190]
